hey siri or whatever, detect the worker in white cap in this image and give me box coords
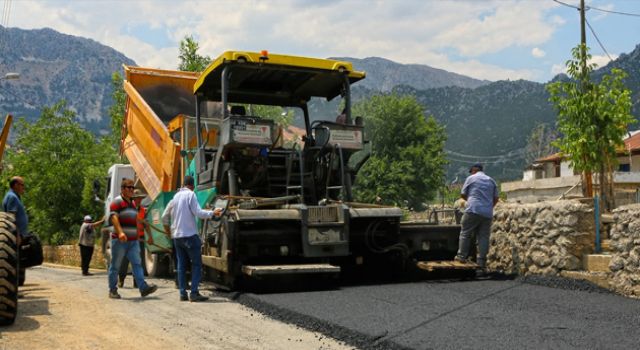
[79,215,105,276]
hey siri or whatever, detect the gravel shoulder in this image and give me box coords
[0,265,353,350]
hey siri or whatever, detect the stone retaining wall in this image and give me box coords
[43,244,107,270]
[488,200,595,275]
[609,204,640,297]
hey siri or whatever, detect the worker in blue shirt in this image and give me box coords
[454,163,499,271]
[2,176,29,243]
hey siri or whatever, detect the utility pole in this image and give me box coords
[580,0,587,78]
[579,0,594,197]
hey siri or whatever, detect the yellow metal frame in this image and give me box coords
[0,114,12,165]
[194,50,365,94]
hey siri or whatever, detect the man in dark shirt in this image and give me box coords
[2,176,29,243]
[107,178,157,299]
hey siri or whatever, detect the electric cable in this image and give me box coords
[586,4,640,17]
[552,0,580,11]
[444,148,527,160]
[585,18,614,61]
[553,0,640,18]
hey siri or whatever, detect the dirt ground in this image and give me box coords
[0,265,353,350]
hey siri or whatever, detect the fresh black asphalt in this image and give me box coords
[228,275,640,350]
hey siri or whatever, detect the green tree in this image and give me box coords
[352,94,447,209]
[178,35,211,72]
[547,44,635,210]
[5,101,117,244]
[108,71,126,152]
[244,105,293,127]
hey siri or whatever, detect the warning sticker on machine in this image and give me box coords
[328,129,363,150]
[232,124,272,145]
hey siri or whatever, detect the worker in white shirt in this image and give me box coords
[162,176,223,302]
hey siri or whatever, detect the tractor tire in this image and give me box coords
[144,250,170,278]
[18,267,25,286]
[0,212,18,326]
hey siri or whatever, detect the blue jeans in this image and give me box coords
[108,239,148,292]
[457,212,493,268]
[175,235,203,297]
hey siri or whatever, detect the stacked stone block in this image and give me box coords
[43,245,107,270]
[488,200,595,275]
[609,204,640,297]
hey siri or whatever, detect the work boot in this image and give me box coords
[189,293,209,302]
[475,268,488,278]
[109,290,121,299]
[180,294,189,302]
[140,284,158,297]
[454,255,467,263]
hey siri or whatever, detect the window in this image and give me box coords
[619,163,631,172]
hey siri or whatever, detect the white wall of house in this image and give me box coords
[618,154,640,172]
[560,161,573,177]
[614,172,640,183]
[523,169,536,181]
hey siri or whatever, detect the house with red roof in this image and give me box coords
[503,131,640,205]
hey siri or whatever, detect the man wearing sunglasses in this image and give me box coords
[107,178,157,299]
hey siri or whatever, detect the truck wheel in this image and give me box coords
[217,217,237,290]
[0,212,18,326]
[18,267,25,286]
[144,251,170,278]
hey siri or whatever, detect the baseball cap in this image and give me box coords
[84,215,92,222]
[469,163,483,173]
[132,189,146,198]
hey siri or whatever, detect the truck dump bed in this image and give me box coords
[122,66,199,199]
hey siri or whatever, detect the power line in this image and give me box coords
[447,158,524,165]
[553,0,580,10]
[585,18,613,61]
[444,148,526,160]
[553,0,640,17]
[587,4,640,17]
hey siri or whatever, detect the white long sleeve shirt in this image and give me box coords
[161,187,213,238]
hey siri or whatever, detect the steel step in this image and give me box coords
[242,263,340,276]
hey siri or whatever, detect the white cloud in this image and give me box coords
[551,64,566,76]
[532,48,546,58]
[589,54,617,69]
[8,0,564,81]
[549,53,619,78]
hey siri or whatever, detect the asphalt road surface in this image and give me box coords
[0,265,351,350]
[234,274,640,350]
[5,265,640,350]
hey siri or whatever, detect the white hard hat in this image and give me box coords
[84,215,92,222]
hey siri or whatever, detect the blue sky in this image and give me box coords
[3,0,640,82]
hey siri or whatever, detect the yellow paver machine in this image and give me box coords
[114,51,474,289]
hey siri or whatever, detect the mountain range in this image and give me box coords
[1,26,639,181]
[0,25,135,134]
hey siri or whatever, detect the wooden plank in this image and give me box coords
[242,264,340,276]
[416,260,479,272]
